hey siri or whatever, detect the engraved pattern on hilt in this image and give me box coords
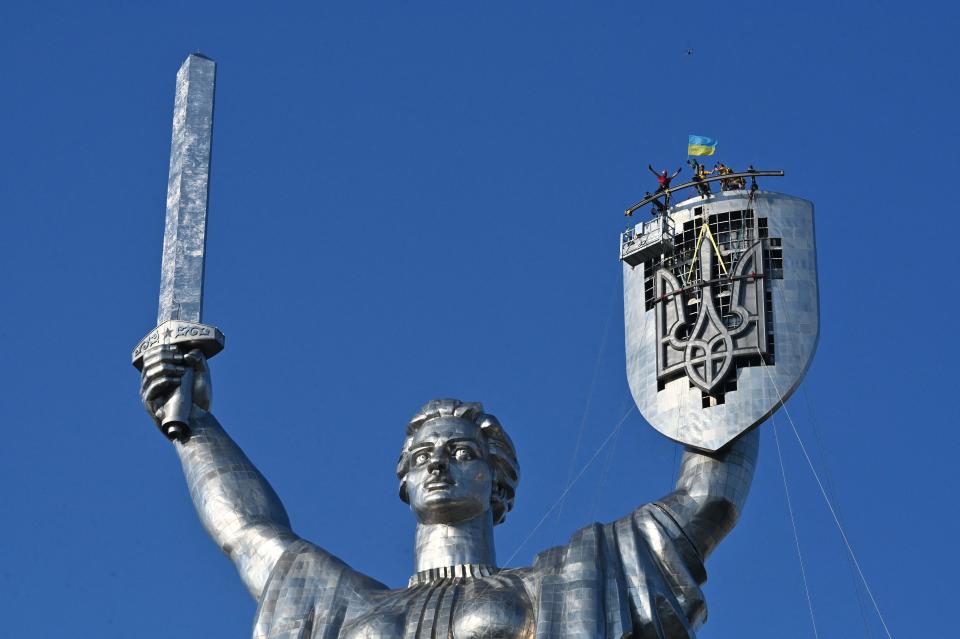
[176,324,212,338]
[133,331,161,361]
[131,320,225,369]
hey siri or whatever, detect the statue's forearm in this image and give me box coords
[174,411,297,599]
[657,428,759,560]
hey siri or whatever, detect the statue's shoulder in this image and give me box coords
[263,539,388,600]
[527,503,699,576]
[254,539,388,636]
[527,518,612,578]
[519,507,707,636]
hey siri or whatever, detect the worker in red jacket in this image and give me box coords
[648,164,681,193]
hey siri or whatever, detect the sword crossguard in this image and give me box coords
[132,319,225,441]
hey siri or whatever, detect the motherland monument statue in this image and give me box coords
[134,54,817,639]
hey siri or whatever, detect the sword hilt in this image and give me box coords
[162,366,195,441]
[133,319,225,441]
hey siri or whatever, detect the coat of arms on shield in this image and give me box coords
[621,188,819,451]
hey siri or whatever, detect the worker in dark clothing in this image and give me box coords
[747,165,759,195]
[688,159,713,197]
[645,191,667,216]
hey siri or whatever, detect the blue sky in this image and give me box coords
[1,2,956,637]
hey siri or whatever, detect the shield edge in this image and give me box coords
[623,191,820,452]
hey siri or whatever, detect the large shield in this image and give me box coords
[622,191,819,451]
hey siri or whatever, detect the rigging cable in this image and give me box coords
[553,270,619,532]
[506,404,636,566]
[773,414,821,639]
[669,363,685,491]
[801,385,874,638]
[584,271,653,521]
[772,274,875,638]
[756,347,894,639]
[588,393,632,522]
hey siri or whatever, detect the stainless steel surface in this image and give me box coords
[654,240,768,394]
[399,401,514,573]
[133,53,765,639]
[132,54,224,440]
[620,213,675,266]
[138,366,758,637]
[624,191,819,451]
[158,53,215,325]
[132,319,225,365]
[659,429,759,559]
[164,365,194,438]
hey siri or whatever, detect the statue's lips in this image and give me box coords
[426,479,455,491]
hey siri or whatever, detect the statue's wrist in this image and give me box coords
[162,406,217,444]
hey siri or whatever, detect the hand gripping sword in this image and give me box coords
[132,53,224,440]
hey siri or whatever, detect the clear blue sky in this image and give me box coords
[1,2,956,637]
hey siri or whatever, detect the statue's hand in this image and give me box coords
[140,345,212,430]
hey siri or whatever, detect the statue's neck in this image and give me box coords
[414,511,496,573]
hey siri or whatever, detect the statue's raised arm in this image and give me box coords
[137,352,757,639]
[518,423,759,638]
[140,345,298,598]
[657,430,759,561]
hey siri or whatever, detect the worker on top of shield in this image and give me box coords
[715,162,746,191]
[648,164,681,193]
[689,159,713,197]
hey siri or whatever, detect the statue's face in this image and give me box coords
[405,417,493,525]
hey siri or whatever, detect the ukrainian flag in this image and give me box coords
[687,135,718,156]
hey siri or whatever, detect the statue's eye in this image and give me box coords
[414,452,430,466]
[453,448,474,462]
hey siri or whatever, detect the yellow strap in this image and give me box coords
[685,222,729,283]
[685,224,707,283]
[704,224,729,275]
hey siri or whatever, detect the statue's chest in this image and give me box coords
[340,575,535,639]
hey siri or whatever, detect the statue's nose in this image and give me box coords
[427,456,447,474]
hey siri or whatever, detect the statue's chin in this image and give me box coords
[414,500,488,526]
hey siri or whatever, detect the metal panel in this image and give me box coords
[624,191,819,451]
[157,53,216,325]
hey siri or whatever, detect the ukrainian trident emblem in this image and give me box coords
[623,192,819,451]
[655,224,771,395]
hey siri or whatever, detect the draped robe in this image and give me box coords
[253,502,707,639]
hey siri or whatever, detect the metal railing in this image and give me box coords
[624,169,785,217]
[620,214,675,265]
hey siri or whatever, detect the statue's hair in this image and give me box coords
[396,399,520,525]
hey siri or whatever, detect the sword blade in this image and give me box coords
[157,53,216,325]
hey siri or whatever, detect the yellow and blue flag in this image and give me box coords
[687,134,718,156]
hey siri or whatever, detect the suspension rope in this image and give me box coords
[771,276,875,637]
[581,268,650,521]
[669,376,684,491]
[554,271,619,528]
[589,393,632,522]
[801,386,875,638]
[506,404,636,566]
[756,347,894,639]
[773,415,821,639]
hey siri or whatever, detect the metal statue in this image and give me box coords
[138,379,757,638]
[131,55,813,639]
[132,53,224,441]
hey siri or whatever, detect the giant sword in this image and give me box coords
[132,53,224,440]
